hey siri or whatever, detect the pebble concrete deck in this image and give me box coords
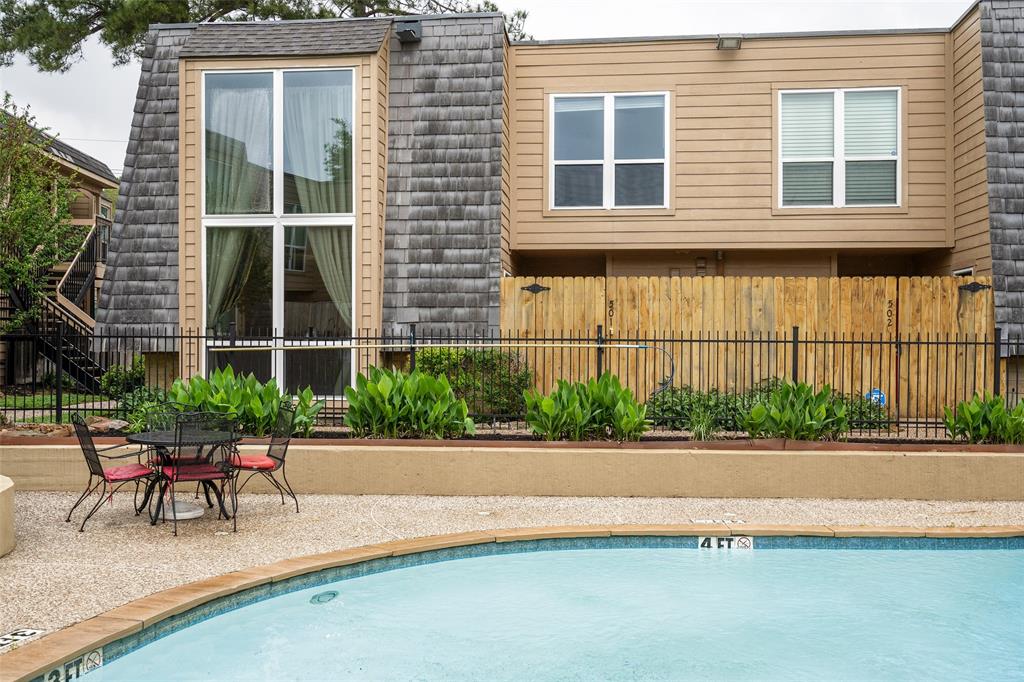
[3,491,1024,636]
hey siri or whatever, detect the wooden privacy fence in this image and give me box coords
[500,276,997,417]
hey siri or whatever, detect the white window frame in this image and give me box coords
[200,67,358,394]
[777,86,901,209]
[549,91,670,210]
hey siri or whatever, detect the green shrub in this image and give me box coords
[687,404,719,441]
[646,379,780,433]
[343,367,475,439]
[121,386,167,433]
[844,393,888,429]
[100,356,146,400]
[414,347,532,417]
[167,366,324,437]
[944,393,1024,444]
[524,373,649,442]
[742,381,849,441]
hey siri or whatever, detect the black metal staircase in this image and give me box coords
[1,220,109,393]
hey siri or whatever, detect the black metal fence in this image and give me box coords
[1,326,1021,441]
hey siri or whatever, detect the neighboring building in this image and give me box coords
[97,1,1023,392]
[0,122,118,386]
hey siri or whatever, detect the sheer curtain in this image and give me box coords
[283,73,353,214]
[205,78,272,214]
[305,226,353,334]
[205,227,258,332]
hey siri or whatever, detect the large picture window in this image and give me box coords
[779,87,900,208]
[202,68,355,396]
[550,92,668,209]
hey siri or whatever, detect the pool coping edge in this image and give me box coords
[3,523,1024,681]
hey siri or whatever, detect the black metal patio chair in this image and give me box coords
[232,405,298,512]
[67,414,158,532]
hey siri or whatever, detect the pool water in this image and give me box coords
[91,546,1024,681]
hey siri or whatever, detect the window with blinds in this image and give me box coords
[551,92,668,209]
[779,88,899,207]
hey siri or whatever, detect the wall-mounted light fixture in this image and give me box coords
[716,34,743,50]
[395,20,422,43]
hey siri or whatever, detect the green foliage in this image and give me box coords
[414,347,532,417]
[944,393,1024,445]
[648,378,886,439]
[646,380,781,433]
[121,386,167,434]
[0,95,81,333]
[292,386,325,438]
[0,1,529,72]
[100,356,145,400]
[168,365,324,437]
[742,381,850,441]
[687,404,719,441]
[343,367,475,439]
[523,373,650,442]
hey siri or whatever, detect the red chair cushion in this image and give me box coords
[103,463,153,482]
[230,455,277,471]
[162,464,227,481]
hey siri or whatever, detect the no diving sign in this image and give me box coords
[699,536,753,550]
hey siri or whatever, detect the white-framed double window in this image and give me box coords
[778,87,901,208]
[200,67,356,396]
[549,92,669,209]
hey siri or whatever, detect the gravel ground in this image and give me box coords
[3,491,1024,635]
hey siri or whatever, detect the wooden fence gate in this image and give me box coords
[499,276,996,417]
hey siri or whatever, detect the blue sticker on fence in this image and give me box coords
[865,388,886,406]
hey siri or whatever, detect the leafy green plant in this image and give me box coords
[742,381,849,441]
[647,379,781,433]
[291,386,325,438]
[343,367,475,439]
[944,393,1024,444]
[687,404,719,441]
[415,347,532,417]
[524,373,649,442]
[100,356,145,400]
[121,386,167,433]
[168,366,324,437]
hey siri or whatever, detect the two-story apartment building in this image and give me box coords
[97,0,1023,393]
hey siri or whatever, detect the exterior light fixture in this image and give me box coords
[395,20,422,43]
[716,34,743,50]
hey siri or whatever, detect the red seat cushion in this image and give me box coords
[162,464,227,481]
[103,463,153,482]
[230,455,277,471]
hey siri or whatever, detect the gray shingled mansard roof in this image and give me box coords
[178,18,391,57]
[980,0,1024,344]
[96,27,193,334]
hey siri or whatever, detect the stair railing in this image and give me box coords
[56,222,100,321]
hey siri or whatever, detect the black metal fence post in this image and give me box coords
[409,323,417,372]
[596,324,604,377]
[55,321,65,425]
[791,325,800,384]
[994,326,1002,397]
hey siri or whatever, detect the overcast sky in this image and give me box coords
[0,0,974,176]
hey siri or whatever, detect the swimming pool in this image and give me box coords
[78,536,1024,681]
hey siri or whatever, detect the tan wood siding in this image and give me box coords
[177,53,387,333]
[949,6,992,275]
[510,33,951,252]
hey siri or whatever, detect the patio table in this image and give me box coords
[127,429,240,523]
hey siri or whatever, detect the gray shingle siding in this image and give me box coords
[981,0,1024,344]
[96,27,193,334]
[383,16,506,333]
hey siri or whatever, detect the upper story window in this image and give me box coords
[204,69,354,216]
[551,92,668,209]
[779,87,900,208]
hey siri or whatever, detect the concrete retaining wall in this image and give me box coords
[1,444,1021,501]
[0,475,14,557]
